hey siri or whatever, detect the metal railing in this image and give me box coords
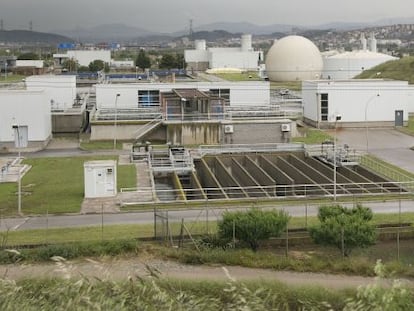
[360,155,414,190]
[198,143,306,157]
[119,180,413,204]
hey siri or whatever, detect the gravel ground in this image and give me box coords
[0,257,408,290]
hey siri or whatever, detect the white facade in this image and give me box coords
[110,60,134,68]
[302,79,413,127]
[0,90,52,145]
[25,75,77,111]
[84,160,117,198]
[15,60,44,68]
[53,50,111,67]
[95,81,270,110]
[184,34,262,71]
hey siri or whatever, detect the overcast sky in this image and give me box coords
[2,0,414,33]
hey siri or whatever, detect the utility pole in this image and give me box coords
[0,19,4,31]
[29,20,33,31]
[189,19,193,41]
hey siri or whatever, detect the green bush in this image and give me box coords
[218,209,290,251]
[310,204,377,256]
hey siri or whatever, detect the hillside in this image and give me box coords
[0,30,74,44]
[356,56,414,83]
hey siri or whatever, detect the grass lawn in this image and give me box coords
[0,74,26,83]
[0,156,136,216]
[213,71,262,81]
[292,128,333,144]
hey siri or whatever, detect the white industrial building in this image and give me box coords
[25,75,77,111]
[322,33,398,80]
[184,34,263,72]
[53,50,111,67]
[302,79,413,128]
[95,81,270,110]
[15,60,44,69]
[0,90,52,150]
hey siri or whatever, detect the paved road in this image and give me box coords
[1,200,412,231]
[334,128,414,173]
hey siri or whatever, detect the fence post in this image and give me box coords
[232,220,236,248]
[398,197,401,261]
[101,204,104,242]
[305,201,308,229]
[205,201,209,235]
[179,218,184,248]
[285,222,289,258]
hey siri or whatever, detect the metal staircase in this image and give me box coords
[134,114,163,142]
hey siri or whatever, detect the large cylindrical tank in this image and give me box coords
[241,34,252,51]
[195,40,206,51]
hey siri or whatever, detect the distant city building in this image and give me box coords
[184,34,263,72]
[53,50,111,67]
[110,60,135,69]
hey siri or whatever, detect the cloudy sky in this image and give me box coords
[2,0,414,32]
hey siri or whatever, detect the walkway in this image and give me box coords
[334,128,414,174]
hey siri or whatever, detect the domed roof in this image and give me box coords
[328,50,397,61]
[265,35,323,81]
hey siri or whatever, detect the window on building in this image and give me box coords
[320,93,328,121]
[209,88,230,104]
[138,90,160,108]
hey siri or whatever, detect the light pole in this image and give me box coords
[12,124,22,215]
[135,66,138,80]
[333,114,342,201]
[113,93,121,150]
[364,93,380,154]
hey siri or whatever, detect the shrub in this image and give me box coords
[218,209,289,251]
[309,204,377,256]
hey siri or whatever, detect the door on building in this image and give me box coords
[395,110,404,127]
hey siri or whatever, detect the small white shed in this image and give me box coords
[84,160,117,198]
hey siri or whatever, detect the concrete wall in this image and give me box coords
[222,120,295,144]
[52,112,86,133]
[167,122,220,145]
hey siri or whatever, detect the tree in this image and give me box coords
[309,204,376,256]
[17,52,39,60]
[62,58,78,72]
[88,59,109,72]
[218,209,289,251]
[158,53,176,69]
[135,49,151,70]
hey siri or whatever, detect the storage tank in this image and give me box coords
[265,35,323,81]
[323,50,397,79]
[241,34,252,51]
[195,40,206,51]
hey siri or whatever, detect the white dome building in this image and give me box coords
[265,36,323,82]
[322,34,398,80]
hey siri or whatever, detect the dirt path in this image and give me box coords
[0,257,408,289]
